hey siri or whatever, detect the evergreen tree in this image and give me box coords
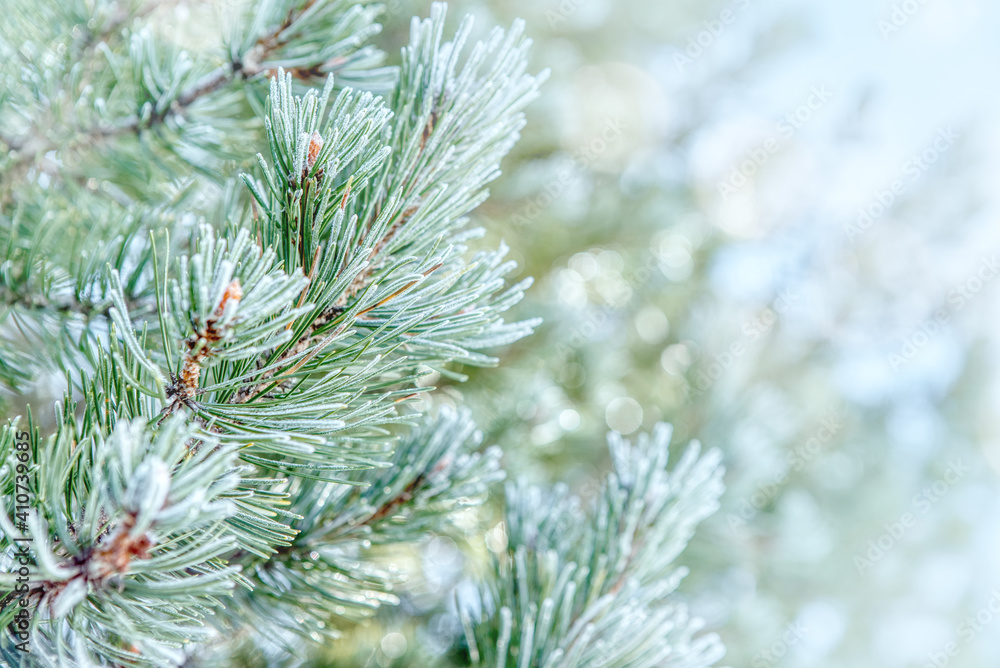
[0,1,725,666]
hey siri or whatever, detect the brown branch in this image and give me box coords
[334,203,421,308]
[88,513,154,584]
[256,471,428,562]
[365,475,424,525]
[163,279,242,416]
[231,316,345,404]
[3,0,323,183]
[35,511,155,618]
[324,104,441,310]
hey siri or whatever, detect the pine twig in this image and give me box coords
[164,279,242,415]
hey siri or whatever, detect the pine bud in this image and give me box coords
[217,279,243,314]
[306,131,324,172]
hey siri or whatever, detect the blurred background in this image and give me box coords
[12,0,1000,665]
[401,0,1000,666]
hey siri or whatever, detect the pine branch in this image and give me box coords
[0,416,245,665]
[215,407,503,656]
[0,184,192,389]
[2,0,386,177]
[0,3,732,667]
[459,425,726,668]
[234,4,546,406]
[0,0,396,389]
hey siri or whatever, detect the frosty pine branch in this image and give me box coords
[0,1,725,666]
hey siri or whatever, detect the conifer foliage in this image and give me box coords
[0,1,725,665]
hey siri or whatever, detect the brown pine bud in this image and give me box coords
[306,131,324,171]
[218,279,243,314]
[206,279,242,334]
